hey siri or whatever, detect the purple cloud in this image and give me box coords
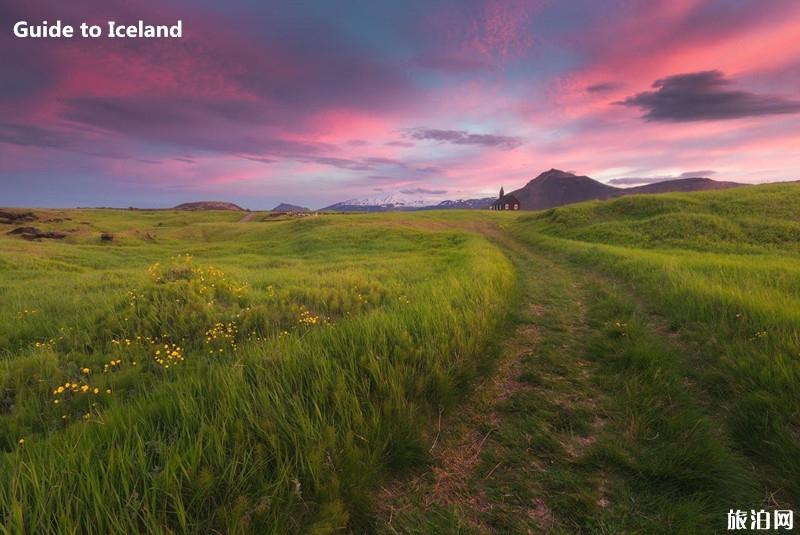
[586,82,623,93]
[399,187,448,194]
[385,141,415,147]
[364,157,402,165]
[619,71,800,121]
[308,156,373,171]
[407,128,523,149]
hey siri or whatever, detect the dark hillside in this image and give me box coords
[628,177,743,194]
[509,169,618,210]
[173,201,244,211]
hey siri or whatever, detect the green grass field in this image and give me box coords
[2,184,799,533]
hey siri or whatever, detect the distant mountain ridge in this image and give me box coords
[272,203,310,212]
[324,194,496,212]
[426,197,495,210]
[323,192,436,212]
[173,201,244,211]
[506,169,745,210]
[322,169,748,212]
[625,177,743,194]
[167,171,751,213]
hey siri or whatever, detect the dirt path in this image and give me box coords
[378,225,607,533]
[238,212,256,223]
[377,220,772,533]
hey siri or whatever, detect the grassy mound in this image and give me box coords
[531,183,800,252]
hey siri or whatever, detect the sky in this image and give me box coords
[2,0,800,209]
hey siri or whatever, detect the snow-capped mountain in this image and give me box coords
[323,193,438,211]
[427,197,495,209]
[323,192,497,212]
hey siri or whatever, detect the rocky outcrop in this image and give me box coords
[7,227,67,240]
[0,210,37,225]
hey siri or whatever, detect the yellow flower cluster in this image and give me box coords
[245,331,266,343]
[127,289,143,307]
[154,343,184,368]
[195,265,248,296]
[147,262,162,282]
[751,330,768,341]
[352,286,368,304]
[194,265,224,280]
[51,381,109,404]
[299,309,321,326]
[233,306,252,319]
[103,359,124,373]
[111,335,157,348]
[612,321,629,338]
[205,321,238,354]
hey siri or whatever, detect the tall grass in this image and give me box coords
[0,212,513,533]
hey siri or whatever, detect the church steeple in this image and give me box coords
[499,186,505,198]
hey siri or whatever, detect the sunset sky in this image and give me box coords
[2,0,800,208]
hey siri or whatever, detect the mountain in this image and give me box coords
[324,193,498,211]
[626,177,743,194]
[272,203,310,212]
[323,193,434,212]
[173,201,244,211]
[322,170,749,213]
[508,169,618,210]
[422,197,495,210]
[506,169,746,210]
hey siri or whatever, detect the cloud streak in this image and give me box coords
[586,82,623,93]
[399,187,448,195]
[406,128,523,149]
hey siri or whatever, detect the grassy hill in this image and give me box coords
[524,182,800,252]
